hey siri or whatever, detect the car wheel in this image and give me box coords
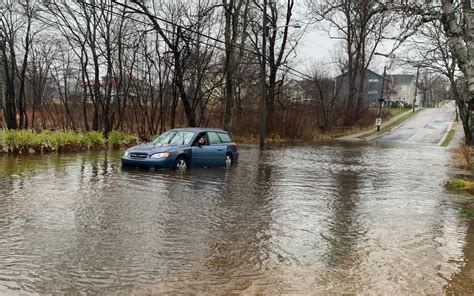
[174,156,188,171]
[225,154,233,167]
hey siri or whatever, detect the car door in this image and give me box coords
[191,133,210,167]
[206,132,226,167]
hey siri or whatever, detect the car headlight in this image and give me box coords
[150,152,170,159]
[123,150,130,157]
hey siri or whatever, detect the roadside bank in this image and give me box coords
[0,130,137,154]
[337,109,422,141]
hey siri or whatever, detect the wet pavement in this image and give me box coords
[371,103,455,145]
[0,142,473,294]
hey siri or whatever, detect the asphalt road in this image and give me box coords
[370,102,456,145]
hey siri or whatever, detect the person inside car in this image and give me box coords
[197,135,206,145]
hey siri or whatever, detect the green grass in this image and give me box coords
[358,109,422,140]
[388,107,411,117]
[83,131,106,149]
[446,178,474,194]
[446,178,470,190]
[441,129,456,147]
[460,208,474,219]
[0,129,137,153]
[107,130,138,149]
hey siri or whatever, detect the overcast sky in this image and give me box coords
[295,27,415,78]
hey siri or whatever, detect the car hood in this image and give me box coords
[128,143,173,154]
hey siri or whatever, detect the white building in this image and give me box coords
[386,74,422,106]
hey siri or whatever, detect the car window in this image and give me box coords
[217,132,232,143]
[207,132,221,144]
[195,133,208,145]
[152,131,175,144]
[169,132,196,145]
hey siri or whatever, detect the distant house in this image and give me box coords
[386,74,422,106]
[283,79,313,103]
[335,69,385,106]
[83,75,152,104]
[283,78,337,105]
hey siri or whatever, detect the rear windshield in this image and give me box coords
[217,132,232,143]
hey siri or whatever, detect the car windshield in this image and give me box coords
[152,131,175,144]
[152,131,196,145]
[169,131,196,145]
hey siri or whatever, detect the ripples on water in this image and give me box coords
[0,142,473,294]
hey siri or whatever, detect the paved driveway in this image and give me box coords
[370,102,455,145]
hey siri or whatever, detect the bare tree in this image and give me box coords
[1,0,43,129]
[399,20,457,106]
[307,0,394,125]
[125,0,198,127]
[26,36,55,129]
[384,0,474,144]
[249,0,300,134]
[222,0,250,131]
[306,64,343,130]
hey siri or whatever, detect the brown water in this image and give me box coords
[0,142,473,294]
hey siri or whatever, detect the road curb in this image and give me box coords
[365,109,422,141]
[437,116,456,146]
[337,109,415,141]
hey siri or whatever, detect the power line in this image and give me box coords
[75,0,314,81]
[112,0,312,80]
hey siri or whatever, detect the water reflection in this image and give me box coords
[0,143,473,293]
[323,145,364,267]
[445,218,474,293]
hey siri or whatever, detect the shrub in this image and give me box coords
[0,130,43,153]
[83,131,105,149]
[460,208,474,219]
[107,130,137,148]
[446,178,469,190]
[452,146,473,171]
[47,131,83,152]
[446,178,474,194]
[0,129,139,154]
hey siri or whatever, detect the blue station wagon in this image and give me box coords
[121,128,239,170]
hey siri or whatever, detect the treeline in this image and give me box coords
[1,0,473,143]
[0,0,310,139]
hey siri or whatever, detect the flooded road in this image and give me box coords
[0,142,473,294]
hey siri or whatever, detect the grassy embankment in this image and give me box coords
[446,178,474,194]
[441,129,456,147]
[0,107,418,151]
[357,109,422,140]
[446,145,474,218]
[232,107,414,144]
[0,130,137,154]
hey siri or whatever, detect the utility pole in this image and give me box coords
[0,36,4,129]
[376,66,387,131]
[259,0,267,150]
[413,65,420,112]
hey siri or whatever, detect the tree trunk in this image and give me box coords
[440,0,474,144]
[458,98,474,145]
[223,0,235,131]
[1,40,17,129]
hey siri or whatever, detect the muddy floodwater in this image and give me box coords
[0,142,473,294]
